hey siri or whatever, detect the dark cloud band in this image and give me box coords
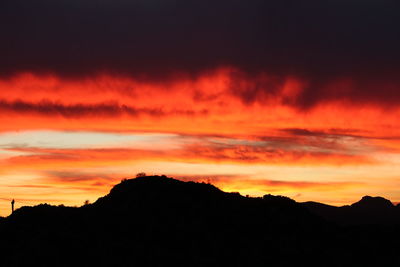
[0,100,207,118]
[1,0,400,107]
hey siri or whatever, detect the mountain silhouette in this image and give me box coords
[302,195,400,225]
[351,195,394,209]
[0,175,399,267]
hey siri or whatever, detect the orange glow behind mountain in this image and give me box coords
[0,70,399,215]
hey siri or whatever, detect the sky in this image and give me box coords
[0,0,400,215]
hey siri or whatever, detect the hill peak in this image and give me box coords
[110,175,223,195]
[93,175,227,207]
[351,195,394,209]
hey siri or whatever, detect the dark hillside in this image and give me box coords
[302,195,400,225]
[0,176,398,267]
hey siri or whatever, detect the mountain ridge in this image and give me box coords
[6,175,399,225]
[0,175,399,267]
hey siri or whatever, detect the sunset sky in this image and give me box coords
[0,0,400,215]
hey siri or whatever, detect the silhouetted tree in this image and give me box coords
[136,172,146,178]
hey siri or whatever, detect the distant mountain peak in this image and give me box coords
[351,195,394,209]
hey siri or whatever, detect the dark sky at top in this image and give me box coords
[1,0,400,107]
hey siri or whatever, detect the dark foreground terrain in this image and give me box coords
[0,175,399,267]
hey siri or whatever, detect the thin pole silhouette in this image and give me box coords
[11,199,15,213]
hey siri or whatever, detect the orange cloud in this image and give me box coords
[0,71,399,138]
[0,71,399,216]
[0,136,373,176]
[176,175,361,194]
